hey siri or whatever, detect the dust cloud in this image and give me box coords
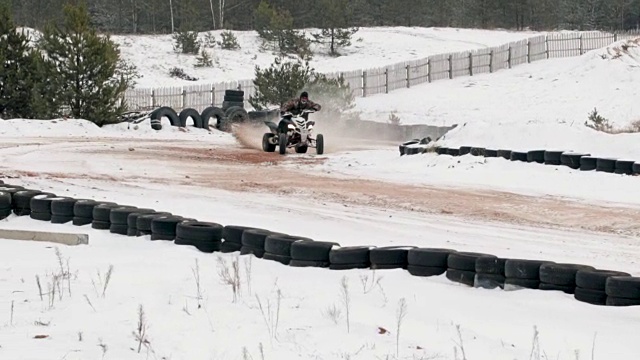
[232,110,395,154]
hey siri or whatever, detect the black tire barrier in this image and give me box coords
[510,151,528,162]
[241,229,285,258]
[175,221,224,253]
[543,150,564,165]
[150,215,192,241]
[290,240,339,267]
[29,193,57,221]
[596,158,616,173]
[110,207,142,235]
[179,108,204,128]
[222,100,244,109]
[0,191,10,220]
[329,246,373,269]
[150,106,180,127]
[414,144,639,178]
[12,190,45,215]
[484,149,498,157]
[615,160,635,175]
[51,197,78,224]
[370,246,416,270]
[446,148,459,156]
[6,181,640,308]
[200,106,225,129]
[399,139,419,156]
[580,156,597,171]
[225,89,244,98]
[127,209,157,236]
[222,106,249,131]
[497,149,511,160]
[561,153,589,169]
[527,150,545,164]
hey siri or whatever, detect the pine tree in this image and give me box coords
[249,56,314,110]
[312,0,358,56]
[0,3,58,119]
[38,1,133,126]
[254,0,312,60]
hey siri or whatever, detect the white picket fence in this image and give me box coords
[123,30,640,113]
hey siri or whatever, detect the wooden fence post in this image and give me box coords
[468,52,473,76]
[362,71,367,97]
[384,68,389,93]
[508,45,512,69]
[489,50,494,73]
[545,36,549,59]
[579,34,583,55]
[527,41,531,63]
[182,89,187,109]
[211,85,215,106]
[448,54,453,79]
[151,89,156,108]
[427,58,431,83]
[406,65,410,88]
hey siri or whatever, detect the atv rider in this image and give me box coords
[278,91,321,134]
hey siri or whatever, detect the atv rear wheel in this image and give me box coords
[262,133,276,152]
[278,133,288,155]
[316,134,324,155]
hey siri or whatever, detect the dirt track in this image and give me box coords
[1,135,639,237]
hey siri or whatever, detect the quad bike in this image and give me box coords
[262,109,324,155]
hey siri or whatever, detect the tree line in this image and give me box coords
[3,0,640,35]
[0,2,136,124]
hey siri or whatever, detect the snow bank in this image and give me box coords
[355,37,640,129]
[0,118,236,143]
[112,27,538,87]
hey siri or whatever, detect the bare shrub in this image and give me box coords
[256,289,283,342]
[133,304,149,353]
[396,298,408,358]
[91,265,114,298]
[340,276,351,333]
[217,256,241,302]
[323,303,342,325]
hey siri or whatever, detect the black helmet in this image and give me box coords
[300,91,309,104]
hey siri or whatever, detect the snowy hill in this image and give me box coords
[111,27,540,88]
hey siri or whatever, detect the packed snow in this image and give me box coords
[0,177,638,360]
[111,27,540,88]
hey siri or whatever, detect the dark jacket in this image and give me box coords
[280,98,321,115]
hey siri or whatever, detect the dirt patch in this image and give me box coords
[3,136,640,236]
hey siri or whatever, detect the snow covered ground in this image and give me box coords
[111,27,540,88]
[354,37,640,129]
[0,171,639,360]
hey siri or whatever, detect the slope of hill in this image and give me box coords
[111,27,540,88]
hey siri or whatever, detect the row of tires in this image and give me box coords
[1,182,639,307]
[148,90,248,132]
[399,141,640,175]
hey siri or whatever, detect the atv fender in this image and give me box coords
[264,120,279,133]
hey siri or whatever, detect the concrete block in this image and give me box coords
[0,229,88,246]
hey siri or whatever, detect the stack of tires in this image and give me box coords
[29,194,58,221]
[474,256,507,289]
[369,246,416,270]
[445,252,491,287]
[222,90,244,110]
[51,198,79,224]
[406,248,455,277]
[136,212,172,236]
[221,225,254,253]
[504,259,552,291]
[574,269,631,305]
[175,222,224,253]
[241,229,285,258]
[289,240,339,268]
[263,235,311,265]
[329,246,373,270]
[538,263,595,294]
[150,215,193,241]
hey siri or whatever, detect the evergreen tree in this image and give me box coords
[39,1,134,126]
[304,74,355,119]
[254,0,312,60]
[249,56,314,110]
[312,0,359,56]
[0,4,58,119]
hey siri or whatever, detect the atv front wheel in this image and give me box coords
[262,133,276,152]
[315,134,324,155]
[278,133,288,155]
